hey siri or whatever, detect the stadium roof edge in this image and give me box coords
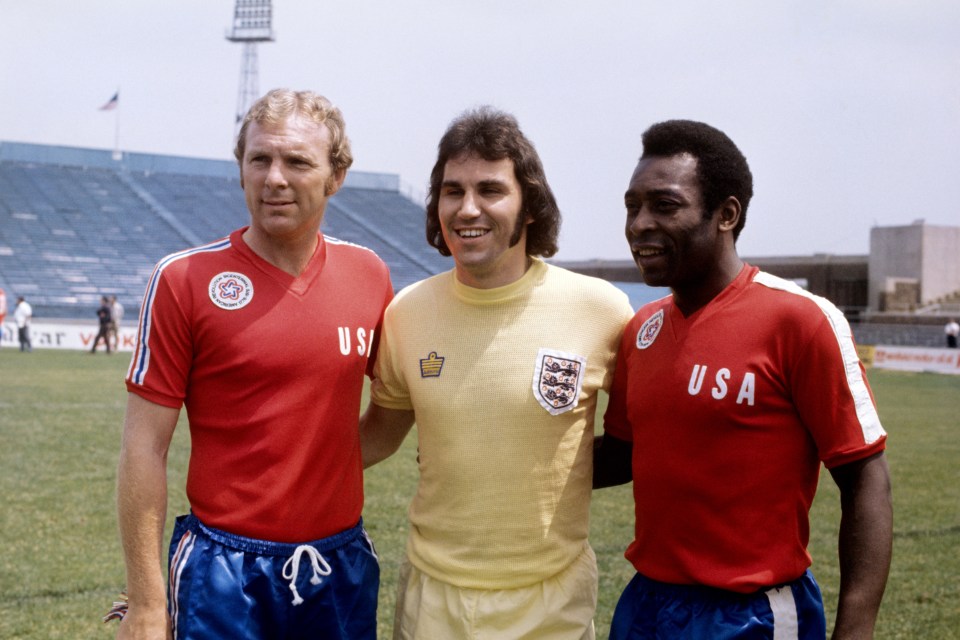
[0,140,399,191]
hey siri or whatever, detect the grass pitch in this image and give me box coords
[0,350,957,638]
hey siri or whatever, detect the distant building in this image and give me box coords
[557,221,960,321]
[868,220,960,313]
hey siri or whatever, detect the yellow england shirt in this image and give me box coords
[371,260,634,589]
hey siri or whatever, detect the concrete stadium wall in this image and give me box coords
[869,222,960,309]
[921,225,960,302]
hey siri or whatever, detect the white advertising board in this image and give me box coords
[868,345,960,375]
[1,321,139,352]
[4,321,960,376]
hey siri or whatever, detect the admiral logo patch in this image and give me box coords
[636,309,663,349]
[419,352,445,378]
[209,272,254,310]
[532,348,586,415]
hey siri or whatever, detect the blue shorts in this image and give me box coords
[609,571,826,640]
[167,513,379,640]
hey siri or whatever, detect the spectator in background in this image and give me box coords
[91,296,112,354]
[0,287,7,345]
[109,295,124,351]
[13,296,32,352]
[945,318,959,348]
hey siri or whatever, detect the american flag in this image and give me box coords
[99,91,119,111]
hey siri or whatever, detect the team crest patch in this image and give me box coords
[419,352,445,378]
[209,272,254,310]
[532,348,586,415]
[636,309,664,349]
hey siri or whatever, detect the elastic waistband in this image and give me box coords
[634,570,812,600]
[184,513,365,556]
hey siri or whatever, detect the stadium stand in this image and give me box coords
[0,141,451,319]
[5,142,954,349]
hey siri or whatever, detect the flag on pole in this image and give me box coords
[99,92,119,111]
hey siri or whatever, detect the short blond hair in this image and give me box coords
[234,88,353,174]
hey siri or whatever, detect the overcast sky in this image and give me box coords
[1,1,957,261]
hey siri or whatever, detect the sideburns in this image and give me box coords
[509,209,529,248]
[324,175,338,196]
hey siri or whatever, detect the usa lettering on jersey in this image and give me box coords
[688,364,756,406]
[337,326,375,357]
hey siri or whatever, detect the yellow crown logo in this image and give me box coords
[419,352,444,378]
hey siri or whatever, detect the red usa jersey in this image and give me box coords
[126,228,392,542]
[603,264,885,592]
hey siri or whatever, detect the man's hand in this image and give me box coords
[114,604,172,640]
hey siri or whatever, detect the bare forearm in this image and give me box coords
[360,424,402,468]
[117,441,170,613]
[830,453,893,639]
[359,404,415,468]
[115,395,179,638]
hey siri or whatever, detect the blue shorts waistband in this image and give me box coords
[183,513,365,556]
[633,570,812,600]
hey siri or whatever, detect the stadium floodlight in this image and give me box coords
[226,0,275,137]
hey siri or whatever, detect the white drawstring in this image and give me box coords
[281,545,332,605]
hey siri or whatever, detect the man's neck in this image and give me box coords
[673,255,744,316]
[242,228,319,277]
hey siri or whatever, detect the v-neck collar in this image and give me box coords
[231,228,327,296]
[667,263,753,343]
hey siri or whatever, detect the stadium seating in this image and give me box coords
[0,142,450,319]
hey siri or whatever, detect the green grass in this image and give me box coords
[0,350,957,638]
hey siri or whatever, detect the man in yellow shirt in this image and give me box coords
[361,106,633,639]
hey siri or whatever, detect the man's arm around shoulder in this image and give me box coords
[116,393,180,639]
[829,451,893,640]
[593,433,633,489]
[359,402,415,468]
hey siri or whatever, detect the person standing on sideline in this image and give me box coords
[945,318,959,348]
[109,295,125,351]
[0,287,7,346]
[13,296,32,352]
[114,89,392,640]
[594,119,892,639]
[361,107,634,639]
[91,296,112,354]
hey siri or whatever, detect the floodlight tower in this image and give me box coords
[226,0,275,137]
